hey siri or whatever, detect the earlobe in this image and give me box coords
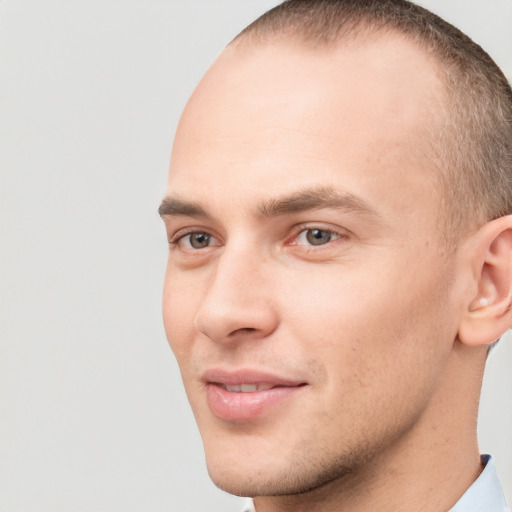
[458,215,512,347]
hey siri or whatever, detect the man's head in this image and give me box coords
[160,1,512,509]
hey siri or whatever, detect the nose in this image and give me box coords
[193,248,279,344]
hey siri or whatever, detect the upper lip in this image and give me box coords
[202,368,307,387]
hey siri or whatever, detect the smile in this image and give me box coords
[221,383,277,392]
[202,369,307,421]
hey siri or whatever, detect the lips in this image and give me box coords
[222,383,276,392]
[202,369,307,421]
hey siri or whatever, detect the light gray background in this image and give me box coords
[0,1,511,511]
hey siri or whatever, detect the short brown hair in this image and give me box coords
[232,0,512,243]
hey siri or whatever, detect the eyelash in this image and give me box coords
[168,225,347,251]
[289,227,344,247]
[168,228,219,248]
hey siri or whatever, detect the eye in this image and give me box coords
[171,231,220,250]
[295,228,341,246]
[187,232,212,249]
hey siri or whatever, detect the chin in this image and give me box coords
[207,466,297,497]
[204,451,273,496]
[204,447,359,498]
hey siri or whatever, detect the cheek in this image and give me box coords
[162,268,199,361]
[281,257,455,398]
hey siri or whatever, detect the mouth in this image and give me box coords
[202,369,307,421]
[218,383,285,392]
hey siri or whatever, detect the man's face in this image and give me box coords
[162,35,463,496]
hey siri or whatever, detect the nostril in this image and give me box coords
[236,327,257,334]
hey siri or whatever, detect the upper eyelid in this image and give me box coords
[287,227,347,247]
[289,222,351,239]
[168,227,223,253]
[168,226,219,244]
[178,233,220,250]
[166,222,350,245]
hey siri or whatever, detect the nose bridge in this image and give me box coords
[194,242,277,343]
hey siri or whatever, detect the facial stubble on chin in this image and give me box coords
[209,438,385,499]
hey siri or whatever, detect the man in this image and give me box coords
[159,0,512,510]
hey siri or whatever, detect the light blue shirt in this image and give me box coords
[241,455,509,512]
[450,455,509,512]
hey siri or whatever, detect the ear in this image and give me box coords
[458,215,512,347]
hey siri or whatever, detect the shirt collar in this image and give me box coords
[449,455,509,512]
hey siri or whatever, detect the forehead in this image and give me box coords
[168,33,445,225]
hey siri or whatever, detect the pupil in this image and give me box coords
[306,229,331,245]
[191,233,210,248]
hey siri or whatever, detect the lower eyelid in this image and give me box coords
[168,226,346,250]
[172,231,222,250]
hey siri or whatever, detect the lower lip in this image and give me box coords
[206,384,305,421]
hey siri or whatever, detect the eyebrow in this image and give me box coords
[158,186,378,220]
[158,197,209,218]
[258,186,379,218]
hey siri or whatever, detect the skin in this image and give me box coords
[161,33,511,512]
